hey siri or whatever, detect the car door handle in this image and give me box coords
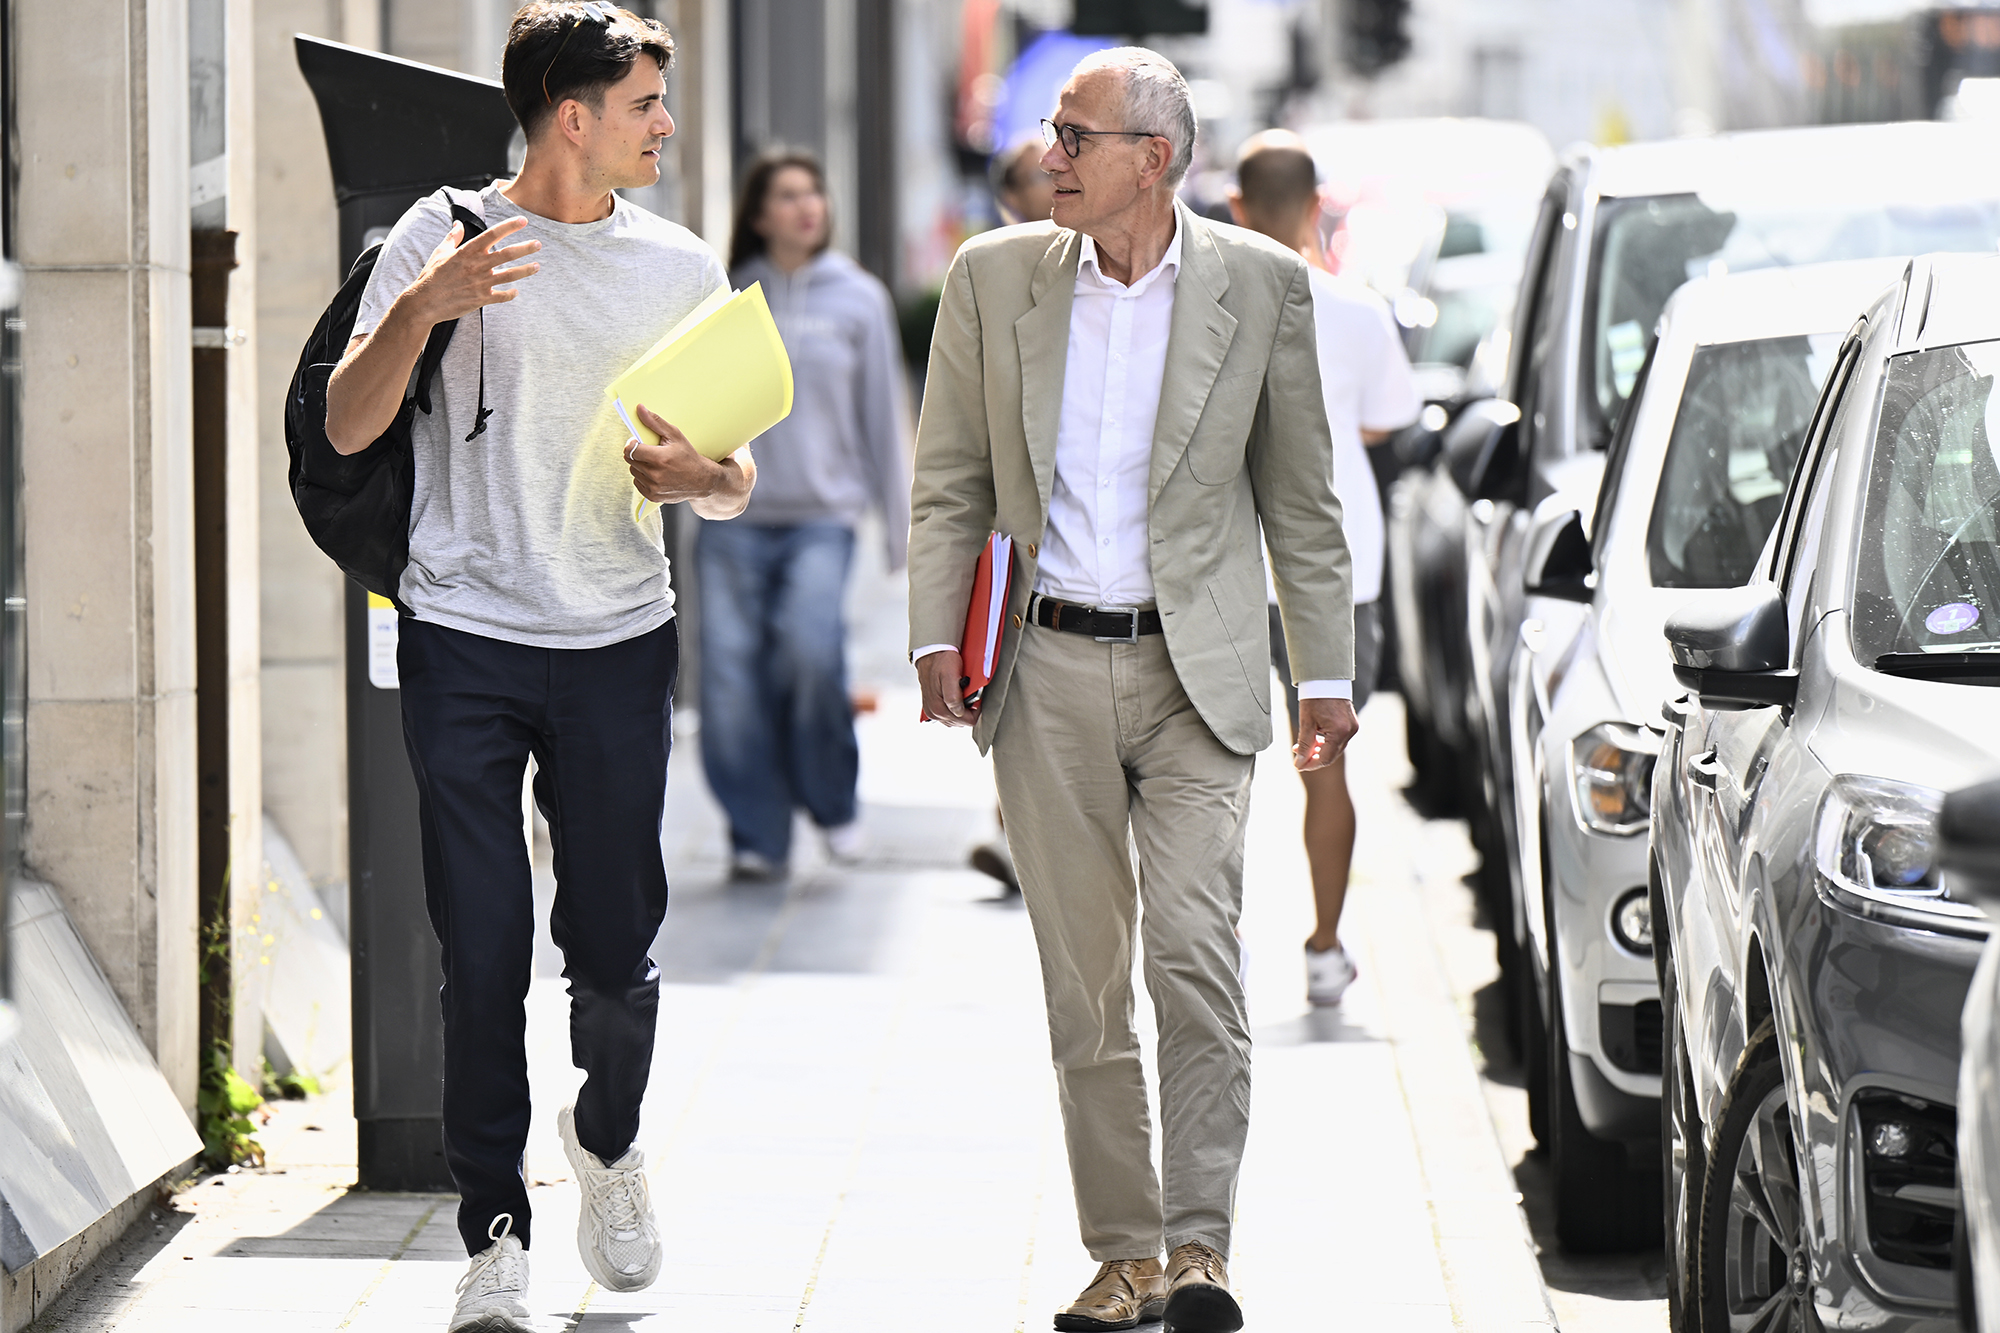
[1520,618,1546,653]
[1662,693,1694,727]
[1689,749,1724,791]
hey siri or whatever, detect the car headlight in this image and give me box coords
[1813,775,1987,934]
[1568,722,1659,836]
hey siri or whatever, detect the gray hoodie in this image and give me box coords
[731,250,911,568]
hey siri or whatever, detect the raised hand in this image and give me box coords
[404,216,542,326]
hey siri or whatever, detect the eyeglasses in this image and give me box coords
[1040,118,1163,158]
[544,2,624,105]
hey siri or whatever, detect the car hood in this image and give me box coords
[1808,612,2000,795]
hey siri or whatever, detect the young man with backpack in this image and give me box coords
[320,5,751,1328]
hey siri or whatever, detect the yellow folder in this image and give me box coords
[605,281,795,464]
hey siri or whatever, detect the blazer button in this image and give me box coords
[1026,542,1038,558]
[1012,613,1023,628]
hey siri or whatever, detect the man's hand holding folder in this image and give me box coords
[620,401,756,520]
[919,532,1013,726]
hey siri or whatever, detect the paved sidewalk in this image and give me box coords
[28,546,1556,1332]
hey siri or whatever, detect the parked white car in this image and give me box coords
[1508,257,1909,1250]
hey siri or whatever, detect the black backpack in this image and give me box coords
[285,186,494,613]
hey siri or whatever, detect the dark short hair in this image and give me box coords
[729,150,831,271]
[1235,142,1319,223]
[502,2,674,142]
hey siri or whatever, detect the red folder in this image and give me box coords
[923,532,1014,720]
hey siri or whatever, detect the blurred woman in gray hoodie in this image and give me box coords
[701,150,910,880]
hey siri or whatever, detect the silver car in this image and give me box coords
[1654,253,2000,1332]
[1510,258,1908,1253]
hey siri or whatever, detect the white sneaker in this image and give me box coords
[824,820,867,864]
[1306,943,1358,1007]
[449,1214,533,1332]
[729,849,783,882]
[557,1105,661,1292]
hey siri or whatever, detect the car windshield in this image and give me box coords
[1853,339,2000,663]
[1648,333,1845,588]
[1586,193,2000,447]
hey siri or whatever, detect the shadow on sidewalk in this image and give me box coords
[214,1191,458,1261]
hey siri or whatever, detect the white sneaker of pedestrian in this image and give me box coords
[824,820,867,864]
[1306,943,1358,1007]
[449,1214,534,1333]
[729,849,783,882]
[557,1105,661,1292]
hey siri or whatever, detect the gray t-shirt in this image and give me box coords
[355,183,727,648]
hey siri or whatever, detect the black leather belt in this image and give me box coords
[1030,593,1163,643]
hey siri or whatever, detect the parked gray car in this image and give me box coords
[1653,253,2000,1332]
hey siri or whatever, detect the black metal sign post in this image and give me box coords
[296,35,518,1191]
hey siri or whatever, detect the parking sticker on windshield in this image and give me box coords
[1925,602,1981,635]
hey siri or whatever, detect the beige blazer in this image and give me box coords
[907,199,1353,756]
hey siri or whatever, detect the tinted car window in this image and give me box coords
[1647,334,1844,588]
[1585,194,2000,448]
[1853,339,2000,663]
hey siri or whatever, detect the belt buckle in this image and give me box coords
[1093,604,1141,644]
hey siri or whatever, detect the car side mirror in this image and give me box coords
[1940,779,2000,905]
[1393,414,1445,471]
[1663,584,1798,710]
[1442,398,1523,501]
[1525,507,1592,602]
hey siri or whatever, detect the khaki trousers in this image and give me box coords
[991,621,1257,1261]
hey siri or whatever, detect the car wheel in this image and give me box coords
[1697,1018,1818,1332]
[1402,703,1462,818]
[1517,948,1549,1148]
[1662,955,1705,1331]
[1551,981,1664,1252]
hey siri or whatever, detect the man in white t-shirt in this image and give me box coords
[1230,131,1420,1007]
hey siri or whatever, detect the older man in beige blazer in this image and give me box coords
[910,48,1357,1333]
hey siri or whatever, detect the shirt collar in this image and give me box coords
[1077,209,1183,295]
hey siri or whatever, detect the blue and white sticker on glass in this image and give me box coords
[1925,602,1981,636]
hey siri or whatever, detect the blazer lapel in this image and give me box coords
[1150,203,1238,502]
[1014,230,1079,521]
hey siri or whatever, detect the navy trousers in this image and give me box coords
[397,616,678,1255]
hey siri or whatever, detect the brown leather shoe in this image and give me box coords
[1162,1243,1242,1333]
[1053,1257,1167,1331]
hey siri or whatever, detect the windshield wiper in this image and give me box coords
[1871,651,2000,683]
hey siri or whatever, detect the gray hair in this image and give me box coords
[1070,47,1197,187]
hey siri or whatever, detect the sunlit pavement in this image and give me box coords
[28,533,1667,1331]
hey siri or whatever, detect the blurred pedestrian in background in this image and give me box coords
[991,132,1058,225]
[1229,130,1420,1008]
[911,49,1356,1333]
[701,150,910,881]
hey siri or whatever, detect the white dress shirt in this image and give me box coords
[916,214,1348,701]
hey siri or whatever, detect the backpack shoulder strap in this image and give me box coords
[415,185,496,442]
[437,185,488,239]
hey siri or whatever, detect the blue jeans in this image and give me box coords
[696,520,858,862]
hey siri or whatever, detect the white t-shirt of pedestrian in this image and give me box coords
[1266,268,1420,607]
